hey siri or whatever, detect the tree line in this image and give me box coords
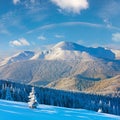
[0,80,119,115]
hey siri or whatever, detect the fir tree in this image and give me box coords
[98,100,103,113]
[5,86,13,101]
[28,87,38,109]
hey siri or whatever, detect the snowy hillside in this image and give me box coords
[45,49,93,61]
[0,41,116,66]
[45,41,115,60]
[0,100,120,120]
[0,51,35,66]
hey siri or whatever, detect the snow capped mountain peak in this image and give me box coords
[51,41,115,60]
[0,51,35,66]
[12,51,34,59]
[44,42,94,61]
[52,41,86,51]
[0,41,118,66]
[52,41,72,50]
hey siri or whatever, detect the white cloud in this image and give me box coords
[9,38,30,47]
[112,33,120,42]
[13,0,20,5]
[103,44,120,50]
[10,40,22,46]
[19,38,30,46]
[37,35,46,40]
[55,34,64,38]
[51,0,89,14]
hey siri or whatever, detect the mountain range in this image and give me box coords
[0,41,120,96]
[1,41,120,66]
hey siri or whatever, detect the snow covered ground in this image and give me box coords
[0,99,120,120]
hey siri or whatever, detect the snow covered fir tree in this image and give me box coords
[28,87,38,109]
[97,100,103,113]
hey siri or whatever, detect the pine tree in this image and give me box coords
[1,83,6,99]
[98,108,103,113]
[28,87,38,109]
[5,86,13,101]
[98,100,103,113]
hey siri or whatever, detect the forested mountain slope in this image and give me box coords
[85,75,120,96]
[0,59,120,87]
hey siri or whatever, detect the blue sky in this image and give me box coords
[0,0,120,57]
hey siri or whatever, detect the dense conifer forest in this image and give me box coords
[0,80,119,116]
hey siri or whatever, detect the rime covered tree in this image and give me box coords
[98,100,103,113]
[28,87,38,109]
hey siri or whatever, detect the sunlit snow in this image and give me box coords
[0,100,120,120]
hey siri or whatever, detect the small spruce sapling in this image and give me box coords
[28,87,38,109]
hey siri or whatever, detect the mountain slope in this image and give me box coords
[47,76,95,91]
[0,58,120,86]
[0,41,120,95]
[0,51,35,66]
[46,41,115,60]
[0,100,120,120]
[86,75,120,96]
[0,60,72,85]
